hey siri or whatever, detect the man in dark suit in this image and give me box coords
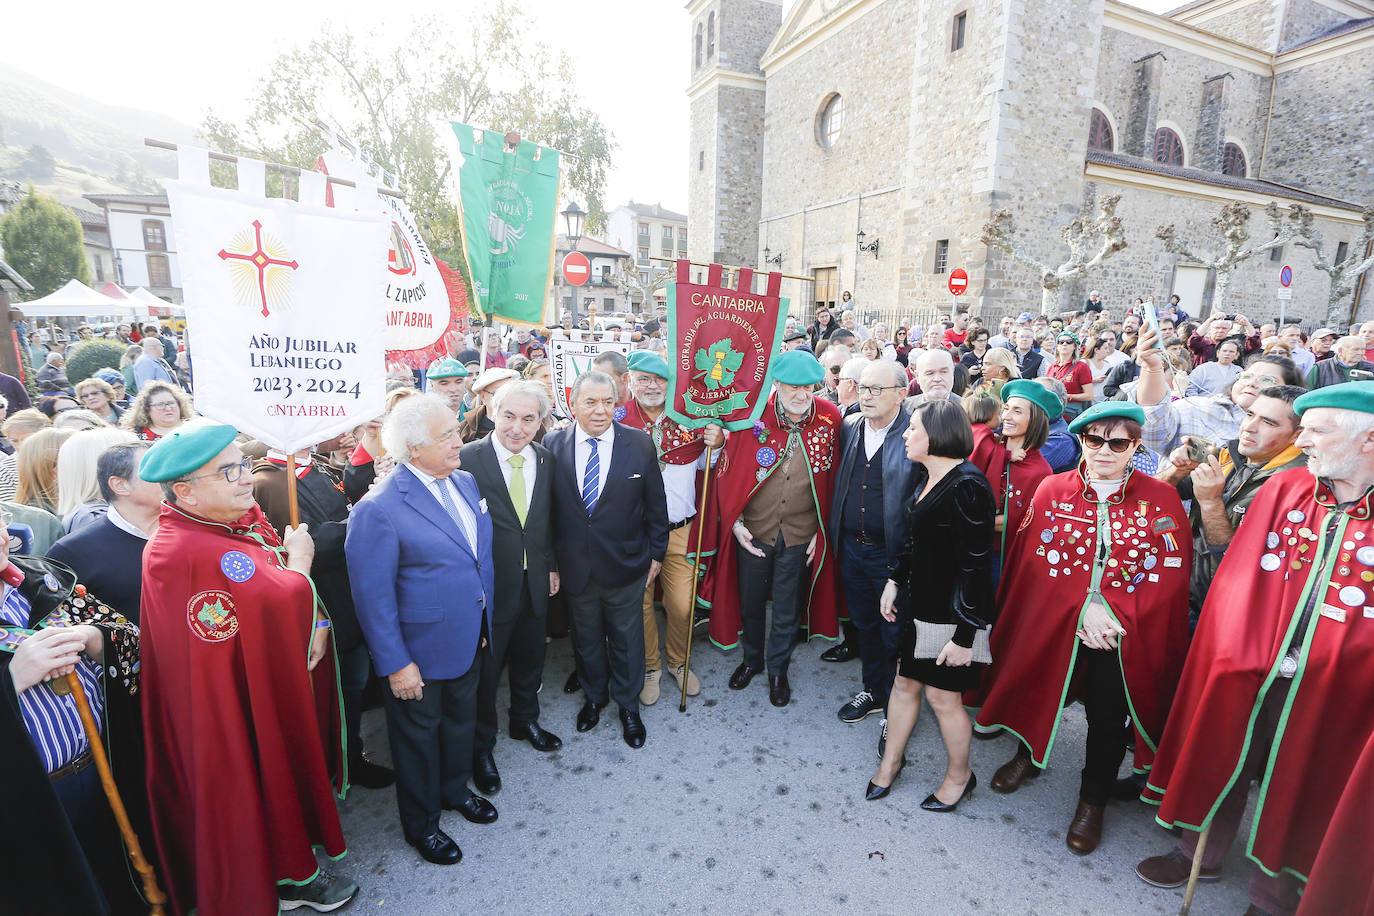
[459,381,563,796]
[347,394,497,866]
[47,442,158,620]
[544,370,668,749]
[831,360,918,733]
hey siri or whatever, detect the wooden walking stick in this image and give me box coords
[1178,823,1212,916]
[64,671,168,915]
[285,452,302,528]
[679,442,716,713]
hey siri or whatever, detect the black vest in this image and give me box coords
[842,426,886,542]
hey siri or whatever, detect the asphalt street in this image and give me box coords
[333,626,1257,915]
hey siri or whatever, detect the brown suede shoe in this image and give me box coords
[990,755,1040,794]
[1066,801,1105,855]
[1135,849,1223,888]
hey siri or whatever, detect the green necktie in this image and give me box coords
[508,454,528,525]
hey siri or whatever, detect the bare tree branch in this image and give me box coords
[1283,203,1374,326]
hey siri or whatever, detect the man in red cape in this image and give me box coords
[1136,382,1374,916]
[139,422,355,916]
[702,350,842,704]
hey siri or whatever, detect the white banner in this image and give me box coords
[165,155,391,452]
[547,331,633,418]
[316,148,451,354]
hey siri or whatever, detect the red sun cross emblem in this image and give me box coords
[218,220,299,317]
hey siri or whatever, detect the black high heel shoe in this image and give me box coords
[864,757,906,801]
[920,772,977,812]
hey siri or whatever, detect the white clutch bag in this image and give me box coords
[911,620,992,665]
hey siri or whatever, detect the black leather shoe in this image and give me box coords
[619,708,646,748]
[563,671,581,693]
[820,641,857,662]
[510,720,563,752]
[865,757,906,801]
[921,772,977,812]
[728,663,761,690]
[447,794,498,825]
[472,751,501,795]
[768,673,791,707]
[576,700,603,732]
[407,830,461,865]
[350,755,396,789]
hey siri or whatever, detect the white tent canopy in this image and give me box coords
[128,286,186,317]
[18,279,142,319]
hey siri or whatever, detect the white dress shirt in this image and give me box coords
[405,463,477,551]
[863,411,900,462]
[490,437,537,508]
[105,504,150,540]
[574,425,614,502]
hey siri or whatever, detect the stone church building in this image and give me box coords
[686,0,1373,326]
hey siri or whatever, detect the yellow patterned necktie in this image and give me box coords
[508,454,528,525]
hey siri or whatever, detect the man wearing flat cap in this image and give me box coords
[426,357,469,418]
[1138,381,1374,914]
[621,350,725,704]
[138,421,357,915]
[704,350,842,707]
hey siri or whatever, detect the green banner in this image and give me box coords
[451,122,560,327]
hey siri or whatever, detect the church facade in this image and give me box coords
[686,0,1373,326]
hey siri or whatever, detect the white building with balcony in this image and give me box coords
[606,201,688,304]
[83,193,182,304]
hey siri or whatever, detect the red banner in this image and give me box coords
[664,259,788,431]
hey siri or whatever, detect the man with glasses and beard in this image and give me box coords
[139,421,357,914]
[1138,382,1374,916]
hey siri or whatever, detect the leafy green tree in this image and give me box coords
[0,188,90,298]
[66,339,127,384]
[200,4,616,260]
[23,145,56,181]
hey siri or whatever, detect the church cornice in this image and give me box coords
[759,0,888,75]
[1274,19,1374,70]
[1105,0,1273,74]
[687,67,768,100]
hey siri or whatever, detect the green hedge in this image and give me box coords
[65,339,128,385]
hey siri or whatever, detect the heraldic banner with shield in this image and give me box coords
[451,122,560,327]
[165,146,391,452]
[664,259,787,432]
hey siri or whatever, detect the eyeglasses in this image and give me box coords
[1237,372,1280,387]
[857,385,904,397]
[149,400,180,411]
[1080,434,1136,453]
[183,457,252,485]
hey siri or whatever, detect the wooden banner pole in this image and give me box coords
[678,443,716,713]
[285,453,302,529]
[648,256,815,285]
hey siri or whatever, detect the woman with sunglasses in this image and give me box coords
[1044,334,1094,419]
[968,401,1190,856]
[121,380,194,442]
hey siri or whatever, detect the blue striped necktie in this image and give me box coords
[433,477,476,550]
[582,437,600,515]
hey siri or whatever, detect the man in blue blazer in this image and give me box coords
[347,393,497,867]
[544,370,669,749]
[830,360,918,734]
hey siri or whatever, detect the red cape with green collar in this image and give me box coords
[968,467,1191,773]
[701,392,842,647]
[141,502,346,916]
[1299,726,1374,914]
[970,423,1052,557]
[1146,468,1374,884]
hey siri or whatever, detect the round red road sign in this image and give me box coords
[562,251,591,287]
[948,268,969,296]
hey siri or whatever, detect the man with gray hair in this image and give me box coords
[544,370,668,747]
[592,350,633,420]
[903,348,959,412]
[818,345,853,406]
[348,393,497,866]
[459,381,564,796]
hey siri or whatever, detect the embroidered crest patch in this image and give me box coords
[187,589,240,643]
[1152,515,1178,534]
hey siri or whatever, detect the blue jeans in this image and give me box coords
[841,537,900,705]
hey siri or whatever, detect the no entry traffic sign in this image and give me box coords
[948,268,969,296]
[1279,264,1292,287]
[562,251,591,287]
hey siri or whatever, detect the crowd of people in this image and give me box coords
[2,293,1372,916]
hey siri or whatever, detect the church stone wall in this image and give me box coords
[1280,0,1352,49]
[1183,2,1281,50]
[1264,48,1374,204]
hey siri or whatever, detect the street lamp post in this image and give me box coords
[561,201,586,324]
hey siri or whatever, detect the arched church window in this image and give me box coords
[695,24,702,68]
[1222,142,1247,177]
[1153,127,1185,166]
[816,94,843,149]
[707,12,716,57]
[1088,108,1114,152]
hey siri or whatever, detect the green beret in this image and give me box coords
[426,357,468,380]
[628,351,670,380]
[139,420,239,483]
[1001,379,1062,419]
[1294,380,1374,416]
[1067,400,1147,435]
[771,349,825,386]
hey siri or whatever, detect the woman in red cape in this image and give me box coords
[142,484,348,914]
[967,402,1190,855]
[1142,467,1374,899]
[700,390,842,648]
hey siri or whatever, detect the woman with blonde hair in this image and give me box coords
[121,380,194,441]
[16,427,76,516]
[0,408,50,501]
[56,427,139,533]
[979,348,1020,389]
[74,376,124,424]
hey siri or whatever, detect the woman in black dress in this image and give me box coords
[866,399,996,810]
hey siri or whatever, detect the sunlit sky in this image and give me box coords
[8,0,1176,213]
